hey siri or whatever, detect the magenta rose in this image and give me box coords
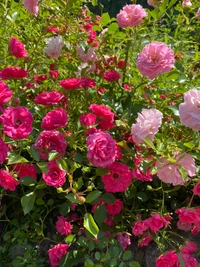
[34,130,67,160]
[103,70,120,82]
[79,113,97,127]
[148,213,169,233]
[0,138,8,164]
[193,182,200,196]
[56,216,73,236]
[34,91,67,106]
[156,250,180,267]
[86,131,116,168]
[13,163,37,179]
[0,81,12,103]
[136,42,175,79]
[48,244,69,267]
[0,106,33,140]
[0,67,28,80]
[179,89,200,131]
[42,108,68,130]
[0,169,19,191]
[60,78,81,90]
[117,4,147,28]
[9,37,28,58]
[105,199,123,216]
[42,161,66,188]
[89,103,115,123]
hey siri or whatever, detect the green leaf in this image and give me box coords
[102,193,115,203]
[84,258,94,267]
[108,23,119,34]
[96,167,109,176]
[178,254,185,267]
[28,146,40,161]
[184,141,195,149]
[57,158,68,172]
[48,151,59,161]
[175,61,184,73]
[143,138,156,150]
[179,166,188,182]
[7,155,28,165]
[136,192,148,202]
[122,250,132,261]
[37,162,49,173]
[36,198,45,205]
[19,176,37,186]
[129,261,140,267]
[59,202,70,216]
[91,0,98,6]
[86,190,102,203]
[21,192,36,215]
[65,234,75,243]
[101,12,110,27]
[167,105,179,116]
[95,252,101,261]
[65,193,84,204]
[168,0,178,8]
[94,204,107,224]
[84,213,99,238]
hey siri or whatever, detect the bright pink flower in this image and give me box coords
[156,152,196,186]
[148,213,169,233]
[80,77,96,89]
[60,78,81,90]
[180,242,198,267]
[193,182,200,196]
[0,169,19,191]
[196,8,200,20]
[0,81,12,103]
[0,138,8,164]
[86,131,116,168]
[42,161,66,188]
[132,168,152,182]
[131,108,163,144]
[23,0,39,16]
[177,220,192,231]
[42,108,68,130]
[179,89,200,131]
[34,91,67,106]
[137,42,175,79]
[104,217,116,227]
[89,104,115,123]
[44,36,64,59]
[117,233,131,250]
[132,220,149,236]
[0,106,33,140]
[77,45,96,63]
[0,67,28,80]
[98,120,115,130]
[156,251,180,267]
[117,4,147,28]
[50,70,59,79]
[48,244,69,267]
[56,216,73,236]
[101,162,133,193]
[138,232,153,247]
[34,130,67,160]
[80,113,96,127]
[9,37,28,58]
[175,208,200,224]
[13,163,37,179]
[105,199,123,216]
[34,74,47,84]
[103,70,120,82]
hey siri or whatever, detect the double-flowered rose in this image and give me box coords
[23,0,39,16]
[44,36,64,59]
[48,244,69,267]
[9,37,28,58]
[0,138,8,164]
[42,161,66,188]
[0,81,12,104]
[34,91,67,106]
[0,169,19,191]
[42,108,68,130]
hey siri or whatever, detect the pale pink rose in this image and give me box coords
[23,0,39,16]
[156,152,196,186]
[117,4,147,28]
[131,108,163,144]
[77,45,96,63]
[44,36,64,59]
[42,161,66,188]
[196,8,200,20]
[42,108,68,130]
[182,0,192,8]
[86,131,116,168]
[137,42,175,79]
[147,0,163,7]
[0,138,8,164]
[179,89,200,131]
[56,216,73,236]
[48,244,69,267]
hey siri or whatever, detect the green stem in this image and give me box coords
[122,39,131,86]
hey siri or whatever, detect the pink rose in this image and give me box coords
[80,77,96,89]
[197,8,200,20]
[177,221,192,231]
[156,251,180,267]
[42,108,68,130]
[101,162,133,193]
[0,81,12,103]
[136,42,175,79]
[117,4,147,28]
[0,67,28,80]
[182,0,192,8]
[156,152,196,186]
[48,244,69,267]
[147,0,163,8]
[56,216,73,236]
[132,220,149,236]
[23,0,39,16]
[13,163,37,179]
[0,138,8,164]
[0,106,33,140]
[103,70,120,82]
[34,130,67,160]
[193,182,200,196]
[79,113,97,127]
[42,161,66,188]
[9,37,28,58]
[86,131,116,168]
[179,89,200,131]
[138,232,153,247]
[77,45,96,63]
[175,208,200,224]
[0,169,19,191]
[132,168,152,182]
[34,91,67,106]
[180,242,198,267]
[105,199,123,216]
[131,108,163,144]
[44,36,64,59]
[60,78,81,90]
[148,213,169,233]
[89,104,115,123]
[117,233,131,250]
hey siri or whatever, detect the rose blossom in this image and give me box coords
[117,4,147,28]
[13,163,37,179]
[0,67,28,80]
[34,91,67,106]
[117,233,131,250]
[80,77,96,89]
[196,8,200,20]
[0,81,12,103]
[105,199,123,216]
[0,169,19,191]
[180,242,198,267]
[86,131,116,168]
[147,0,163,7]
[42,161,66,188]
[132,168,152,182]
[0,138,8,164]
[137,42,175,79]
[48,244,69,267]
[9,37,28,58]
[193,182,200,196]
[79,113,97,127]
[103,70,120,82]
[101,162,133,193]
[34,130,67,160]
[23,0,39,16]
[60,78,81,90]
[56,216,73,236]
[89,104,115,123]
[42,108,68,130]
[177,220,192,231]
[179,89,200,131]
[182,0,192,8]
[156,250,180,267]
[44,36,64,59]
[131,108,163,144]
[77,45,96,63]
[176,208,200,225]
[138,232,153,247]
[156,152,196,186]
[132,220,149,236]
[0,106,33,140]
[148,213,170,233]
